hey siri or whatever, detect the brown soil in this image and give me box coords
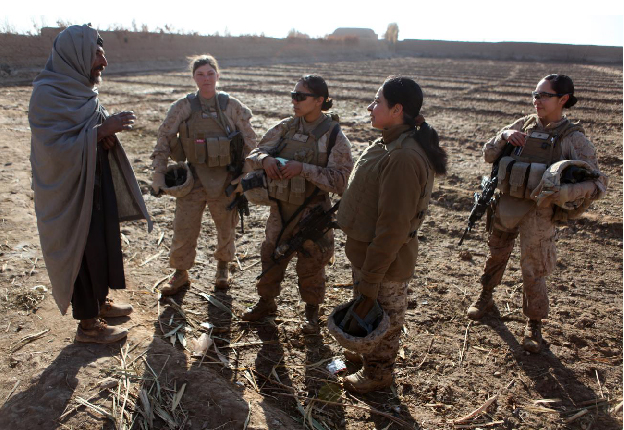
[0,57,622,429]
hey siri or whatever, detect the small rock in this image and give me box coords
[459,250,473,261]
[99,377,118,389]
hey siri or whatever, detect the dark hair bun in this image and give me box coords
[565,94,577,108]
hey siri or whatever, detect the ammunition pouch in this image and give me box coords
[497,156,547,199]
[179,131,231,167]
[267,176,307,205]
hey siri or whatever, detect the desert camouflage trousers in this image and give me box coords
[353,267,409,379]
[255,203,333,305]
[481,205,556,320]
[169,179,238,270]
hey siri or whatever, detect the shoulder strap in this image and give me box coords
[186,93,201,113]
[559,120,585,138]
[326,123,341,163]
[310,116,334,140]
[521,114,538,132]
[214,92,234,135]
[217,92,230,112]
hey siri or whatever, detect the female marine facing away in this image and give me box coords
[466,74,608,353]
[336,76,447,393]
[151,55,257,294]
[242,75,353,334]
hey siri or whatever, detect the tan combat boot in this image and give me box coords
[75,318,128,344]
[99,298,133,318]
[466,288,494,320]
[242,297,277,321]
[523,319,543,353]
[215,260,230,289]
[343,369,392,394]
[301,304,319,334]
[160,270,190,296]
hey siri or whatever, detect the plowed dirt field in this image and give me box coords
[0,57,622,429]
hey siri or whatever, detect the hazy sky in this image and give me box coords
[2,1,623,47]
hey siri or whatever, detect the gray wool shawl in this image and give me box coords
[29,25,152,315]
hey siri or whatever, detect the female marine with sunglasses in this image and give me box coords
[466,74,607,353]
[242,75,354,334]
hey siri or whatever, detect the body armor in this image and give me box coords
[267,114,338,207]
[497,115,583,199]
[175,92,235,199]
[338,131,434,244]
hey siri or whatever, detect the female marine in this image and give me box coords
[151,55,256,294]
[337,76,447,393]
[466,74,607,353]
[242,75,353,334]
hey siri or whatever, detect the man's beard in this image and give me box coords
[89,68,104,86]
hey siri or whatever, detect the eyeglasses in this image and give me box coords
[532,91,566,100]
[291,91,318,102]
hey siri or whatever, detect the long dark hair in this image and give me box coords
[381,76,447,175]
[298,75,333,110]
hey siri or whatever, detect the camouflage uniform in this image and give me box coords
[246,114,353,304]
[338,124,437,381]
[481,115,607,320]
[353,267,408,379]
[151,92,256,269]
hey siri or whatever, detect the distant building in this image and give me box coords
[329,28,378,40]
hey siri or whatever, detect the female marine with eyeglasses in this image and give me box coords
[242,75,354,333]
[466,74,607,353]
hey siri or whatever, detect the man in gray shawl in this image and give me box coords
[29,24,152,343]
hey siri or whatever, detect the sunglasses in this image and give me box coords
[291,91,318,102]
[532,91,566,100]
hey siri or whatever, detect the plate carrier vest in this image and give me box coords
[497,115,583,200]
[267,114,339,207]
[173,92,236,198]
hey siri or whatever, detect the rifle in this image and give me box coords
[225,131,245,197]
[227,194,250,234]
[256,200,340,280]
[223,131,250,233]
[458,143,513,245]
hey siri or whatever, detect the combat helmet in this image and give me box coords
[327,296,390,354]
[161,162,194,198]
[240,170,272,206]
[531,159,605,221]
